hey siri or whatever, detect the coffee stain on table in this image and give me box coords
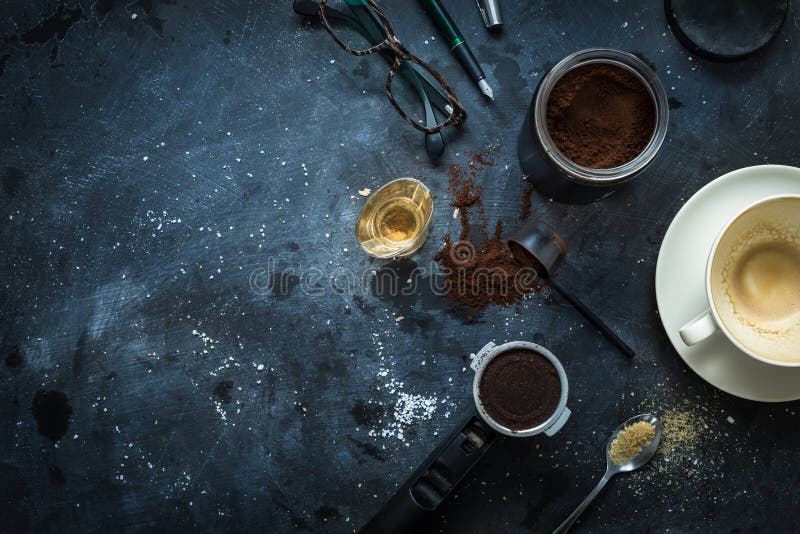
[313,505,342,523]
[19,4,85,44]
[1,167,26,198]
[0,54,10,78]
[31,390,73,441]
[348,437,387,462]
[73,329,89,377]
[492,56,528,97]
[48,465,66,486]
[350,399,384,429]
[213,380,234,404]
[5,346,23,369]
[669,96,684,109]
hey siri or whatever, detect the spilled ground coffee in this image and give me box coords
[434,149,539,311]
[478,349,561,431]
[546,63,655,169]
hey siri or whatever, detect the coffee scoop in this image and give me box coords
[507,220,635,358]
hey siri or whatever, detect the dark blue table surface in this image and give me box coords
[2,1,799,532]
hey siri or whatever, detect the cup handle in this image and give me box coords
[544,406,571,437]
[679,309,719,346]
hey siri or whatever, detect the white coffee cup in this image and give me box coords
[679,195,800,366]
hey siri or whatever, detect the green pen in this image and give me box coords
[419,0,494,100]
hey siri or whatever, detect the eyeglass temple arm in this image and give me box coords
[346,7,446,157]
[293,0,453,117]
[355,6,453,115]
[293,0,365,28]
[403,65,445,159]
[349,5,453,114]
[293,0,381,43]
[403,63,452,116]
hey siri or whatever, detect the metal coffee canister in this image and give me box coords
[517,48,669,203]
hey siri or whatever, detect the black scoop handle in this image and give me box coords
[549,279,635,358]
[359,409,499,533]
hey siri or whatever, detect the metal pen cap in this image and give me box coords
[476,0,502,29]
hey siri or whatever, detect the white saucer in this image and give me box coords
[655,165,800,402]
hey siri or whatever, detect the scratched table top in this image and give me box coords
[2,1,799,532]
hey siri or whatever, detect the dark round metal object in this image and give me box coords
[665,0,789,61]
[506,220,568,279]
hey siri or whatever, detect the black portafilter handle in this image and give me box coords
[359,410,499,534]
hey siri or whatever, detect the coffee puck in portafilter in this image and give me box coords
[477,348,561,432]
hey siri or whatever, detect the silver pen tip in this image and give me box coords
[478,78,494,100]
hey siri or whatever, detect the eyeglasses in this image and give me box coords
[295,0,466,134]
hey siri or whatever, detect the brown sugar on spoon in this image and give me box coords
[546,63,655,169]
[609,420,656,465]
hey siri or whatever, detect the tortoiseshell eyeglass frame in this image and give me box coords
[317,0,466,134]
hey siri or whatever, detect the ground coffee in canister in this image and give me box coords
[478,349,561,431]
[546,63,655,169]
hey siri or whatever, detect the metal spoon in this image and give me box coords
[552,414,661,534]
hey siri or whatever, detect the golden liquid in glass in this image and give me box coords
[374,198,422,243]
[356,178,433,258]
